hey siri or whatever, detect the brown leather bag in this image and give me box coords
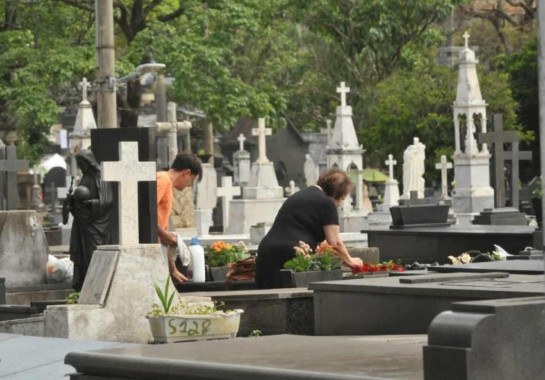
[226,256,256,281]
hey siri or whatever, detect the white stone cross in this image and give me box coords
[237,133,246,152]
[156,102,192,166]
[79,77,91,102]
[216,176,241,232]
[252,118,272,164]
[463,31,470,49]
[336,81,350,107]
[435,155,453,199]
[385,154,397,180]
[101,141,156,245]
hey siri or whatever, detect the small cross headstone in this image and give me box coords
[336,82,350,108]
[478,114,519,207]
[435,155,453,199]
[505,142,532,208]
[252,118,272,164]
[385,154,397,181]
[0,145,29,210]
[216,176,241,232]
[101,141,156,245]
[237,133,246,152]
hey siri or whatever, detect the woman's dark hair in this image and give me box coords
[317,168,352,200]
[171,153,203,181]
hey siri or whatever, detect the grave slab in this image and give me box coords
[65,334,426,380]
[424,296,545,380]
[428,259,544,275]
[310,273,545,335]
[362,225,535,263]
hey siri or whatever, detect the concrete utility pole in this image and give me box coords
[95,0,117,129]
[538,0,545,250]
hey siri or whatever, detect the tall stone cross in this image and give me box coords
[505,142,532,209]
[385,154,397,181]
[478,114,519,208]
[435,155,453,199]
[216,176,241,232]
[101,141,156,245]
[252,118,272,164]
[0,145,29,210]
[237,133,246,152]
[79,77,91,102]
[336,82,350,108]
[156,102,191,166]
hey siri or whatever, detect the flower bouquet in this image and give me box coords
[281,241,343,288]
[283,241,343,272]
[351,260,405,275]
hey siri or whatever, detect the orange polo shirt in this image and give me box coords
[156,171,173,230]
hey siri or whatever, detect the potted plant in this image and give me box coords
[280,241,343,288]
[205,241,250,281]
[147,277,243,343]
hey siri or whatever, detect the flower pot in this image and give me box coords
[209,265,231,281]
[148,310,243,343]
[279,269,343,288]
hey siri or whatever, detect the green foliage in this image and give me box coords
[153,277,176,315]
[249,329,262,337]
[66,292,80,304]
[284,241,342,272]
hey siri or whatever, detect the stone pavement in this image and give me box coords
[0,333,134,379]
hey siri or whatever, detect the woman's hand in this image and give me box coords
[347,257,363,268]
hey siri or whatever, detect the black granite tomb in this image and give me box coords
[472,207,527,226]
[362,225,536,264]
[424,296,545,380]
[91,128,158,244]
[428,259,544,275]
[390,191,450,229]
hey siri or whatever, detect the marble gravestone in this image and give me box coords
[451,32,494,221]
[0,210,48,287]
[233,133,251,186]
[228,118,285,234]
[195,163,217,235]
[44,141,177,343]
[326,82,367,232]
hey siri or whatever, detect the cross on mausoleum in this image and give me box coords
[336,82,350,108]
[385,154,397,181]
[237,133,246,152]
[0,145,29,210]
[79,77,91,102]
[216,176,241,232]
[101,141,156,245]
[252,118,272,164]
[435,155,453,199]
[505,142,532,208]
[478,114,519,208]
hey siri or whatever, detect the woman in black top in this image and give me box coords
[256,168,364,289]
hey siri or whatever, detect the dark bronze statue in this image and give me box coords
[62,150,113,291]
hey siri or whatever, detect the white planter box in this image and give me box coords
[148,310,243,343]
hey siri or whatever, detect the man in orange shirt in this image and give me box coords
[157,153,202,283]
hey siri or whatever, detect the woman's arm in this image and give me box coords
[323,224,363,268]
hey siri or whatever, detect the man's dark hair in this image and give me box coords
[171,153,203,181]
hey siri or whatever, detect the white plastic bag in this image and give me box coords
[177,235,191,266]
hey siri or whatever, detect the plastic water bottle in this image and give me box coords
[188,237,206,283]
